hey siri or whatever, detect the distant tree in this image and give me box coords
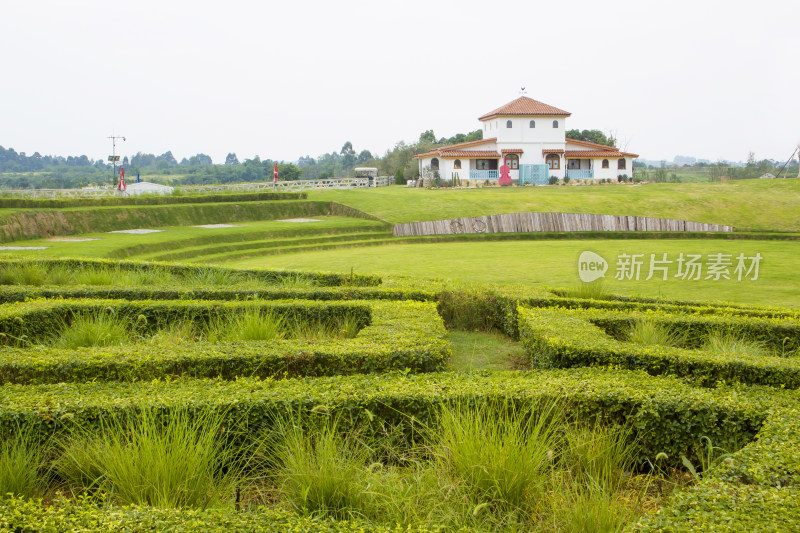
[419,130,436,143]
[340,141,356,169]
[225,152,240,165]
[357,150,373,164]
[122,156,129,166]
[565,129,616,147]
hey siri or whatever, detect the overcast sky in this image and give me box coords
[1,0,798,165]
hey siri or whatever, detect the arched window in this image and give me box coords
[431,158,439,170]
[552,120,559,128]
[506,120,513,128]
[617,158,626,170]
[546,154,560,170]
[529,120,535,128]
[504,154,519,169]
[602,159,609,169]
[453,159,461,169]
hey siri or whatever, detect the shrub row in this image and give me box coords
[547,288,800,320]
[0,369,765,469]
[0,496,446,533]
[518,307,800,388]
[0,284,436,304]
[0,191,307,209]
[0,299,448,384]
[0,257,382,286]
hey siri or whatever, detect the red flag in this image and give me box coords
[273,162,278,183]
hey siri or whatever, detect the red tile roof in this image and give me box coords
[542,149,565,154]
[501,149,524,154]
[565,138,620,151]
[565,151,639,158]
[414,138,497,159]
[478,96,570,120]
[440,150,500,158]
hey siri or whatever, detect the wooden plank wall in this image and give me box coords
[392,212,733,237]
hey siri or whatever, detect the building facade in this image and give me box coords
[414,96,638,185]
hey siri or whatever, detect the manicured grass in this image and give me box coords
[447,330,528,372]
[2,217,381,258]
[230,239,800,308]
[306,180,800,231]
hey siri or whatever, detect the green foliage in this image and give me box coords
[0,191,306,209]
[267,415,373,519]
[626,319,684,348]
[204,309,285,343]
[434,399,564,513]
[561,280,609,301]
[703,330,769,357]
[519,306,800,388]
[0,422,47,500]
[50,312,130,349]
[565,129,616,147]
[0,299,447,384]
[56,409,241,508]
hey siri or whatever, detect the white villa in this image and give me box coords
[414,96,638,185]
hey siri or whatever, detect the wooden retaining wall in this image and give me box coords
[392,212,733,237]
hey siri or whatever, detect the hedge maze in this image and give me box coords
[0,258,798,531]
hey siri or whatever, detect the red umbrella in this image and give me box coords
[273,162,278,183]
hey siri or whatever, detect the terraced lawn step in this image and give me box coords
[194,235,399,263]
[145,230,393,262]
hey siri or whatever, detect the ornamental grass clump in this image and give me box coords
[204,309,285,343]
[703,330,768,357]
[0,423,48,500]
[627,319,685,348]
[50,312,131,349]
[266,415,373,520]
[56,409,241,509]
[433,399,565,515]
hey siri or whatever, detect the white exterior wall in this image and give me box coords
[485,116,566,144]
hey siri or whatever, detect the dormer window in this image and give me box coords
[529,120,535,128]
[552,120,559,128]
[506,120,512,128]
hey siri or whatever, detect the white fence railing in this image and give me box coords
[0,177,393,198]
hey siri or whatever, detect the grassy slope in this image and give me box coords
[306,179,800,231]
[2,218,381,258]
[229,239,800,308]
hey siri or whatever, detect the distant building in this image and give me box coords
[414,96,638,185]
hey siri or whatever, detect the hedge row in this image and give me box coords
[547,288,800,320]
[0,496,447,533]
[518,307,800,388]
[0,369,765,469]
[0,191,307,209]
[0,299,448,383]
[0,257,383,286]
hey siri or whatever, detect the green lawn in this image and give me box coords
[447,330,528,372]
[306,179,800,231]
[0,217,381,258]
[229,239,800,308]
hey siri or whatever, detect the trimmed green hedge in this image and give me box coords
[0,191,307,209]
[0,299,448,383]
[518,307,800,388]
[0,369,764,469]
[0,496,448,533]
[0,257,382,287]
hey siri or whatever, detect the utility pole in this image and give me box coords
[107,135,126,186]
